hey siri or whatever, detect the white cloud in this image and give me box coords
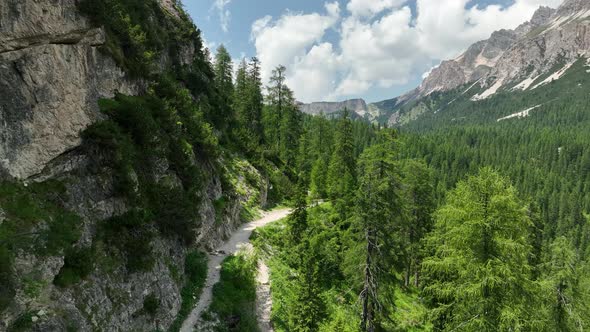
[347,0,406,18]
[251,2,340,86]
[212,0,232,33]
[287,43,341,102]
[250,0,564,102]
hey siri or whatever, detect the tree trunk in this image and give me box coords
[361,228,376,332]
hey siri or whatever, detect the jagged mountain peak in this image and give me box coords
[413,3,562,101]
[369,0,590,126]
[530,6,557,26]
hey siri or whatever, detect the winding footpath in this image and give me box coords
[180,208,291,332]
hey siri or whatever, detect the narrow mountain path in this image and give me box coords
[180,208,291,332]
[256,260,274,332]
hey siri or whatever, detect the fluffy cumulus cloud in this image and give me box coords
[250,0,564,102]
[250,2,340,88]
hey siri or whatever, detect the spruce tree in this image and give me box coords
[326,109,356,203]
[349,130,404,332]
[246,57,264,143]
[213,44,234,130]
[402,159,434,287]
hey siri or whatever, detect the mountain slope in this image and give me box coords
[372,0,590,126]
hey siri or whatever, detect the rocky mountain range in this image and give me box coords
[301,0,590,125]
[380,0,590,124]
[298,98,369,118]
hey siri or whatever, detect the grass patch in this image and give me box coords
[208,253,259,332]
[214,196,228,225]
[168,250,208,332]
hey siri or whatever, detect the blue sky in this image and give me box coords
[183,0,562,103]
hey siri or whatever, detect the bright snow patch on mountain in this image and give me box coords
[472,78,504,101]
[513,75,540,91]
[532,62,574,89]
[463,79,482,95]
[497,104,542,122]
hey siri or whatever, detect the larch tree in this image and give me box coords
[422,168,537,331]
[265,65,300,166]
[543,236,590,331]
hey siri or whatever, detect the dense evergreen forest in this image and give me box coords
[1,0,588,330]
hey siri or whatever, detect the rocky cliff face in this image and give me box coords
[410,6,557,100]
[473,0,590,99]
[0,0,139,180]
[298,98,368,118]
[0,1,265,331]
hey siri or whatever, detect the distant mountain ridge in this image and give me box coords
[298,98,369,118]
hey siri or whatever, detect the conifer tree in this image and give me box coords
[246,57,264,142]
[402,159,434,287]
[264,65,301,166]
[213,44,234,130]
[543,236,590,331]
[423,168,537,331]
[326,109,356,202]
[289,236,326,332]
[349,130,404,332]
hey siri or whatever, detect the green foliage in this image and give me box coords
[0,245,14,312]
[209,254,259,332]
[212,45,236,131]
[44,213,82,256]
[401,159,435,287]
[422,168,536,331]
[168,250,208,332]
[349,130,406,331]
[542,237,590,330]
[214,196,228,225]
[83,80,221,246]
[326,110,356,204]
[253,205,343,332]
[263,65,303,168]
[143,293,160,317]
[54,247,95,287]
[8,312,34,332]
[101,209,155,273]
[78,0,199,77]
